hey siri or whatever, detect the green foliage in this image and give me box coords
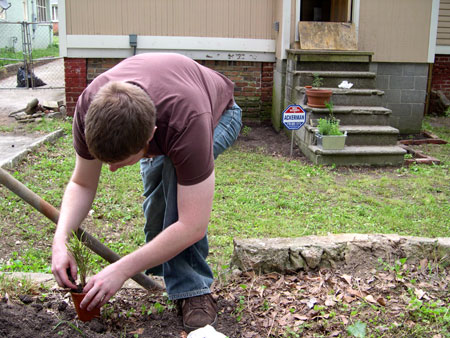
[0,116,449,282]
[240,125,252,137]
[317,101,343,136]
[312,73,323,88]
[66,231,93,286]
[407,295,450,329]
[347,320,367,337]
[0,36,59,67]
[378,257,409,279]
[317,117,343,136]
[0,274,42,299]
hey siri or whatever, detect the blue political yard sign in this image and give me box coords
[282,105,306,130]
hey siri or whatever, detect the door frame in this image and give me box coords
[296,0,360,41]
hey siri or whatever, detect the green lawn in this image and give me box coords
[0,36,59,67]
[0,116,449,274]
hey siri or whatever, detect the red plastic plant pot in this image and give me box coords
[71,292,101,322]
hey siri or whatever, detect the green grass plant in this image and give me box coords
[0,117,448,277]
[0,274,41,298]
[0,36,59,67]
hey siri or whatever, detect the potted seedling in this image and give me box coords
[315,102,347,150]
[66,230,100,322]
[306,73,333,108]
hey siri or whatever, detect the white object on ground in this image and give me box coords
[187,325,227,338]
[338,80,353,89]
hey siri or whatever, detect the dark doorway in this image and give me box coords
[301,0,352,23]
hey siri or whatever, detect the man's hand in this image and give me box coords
[80,263,128,311]
[51,240,78,289]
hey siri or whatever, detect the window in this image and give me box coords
[51,4,58,21]
[37,0,47,22]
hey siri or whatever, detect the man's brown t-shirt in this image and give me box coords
[73,53,235,185]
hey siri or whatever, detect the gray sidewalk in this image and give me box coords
[0,59,66,169]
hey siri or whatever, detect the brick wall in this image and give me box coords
[64,57,274,121]
[197,60,273,121]
[431,55,450,98]
[64,58,87,116]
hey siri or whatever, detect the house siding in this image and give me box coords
[358,0,432,63]
[437,0,450,46]
[65,0,275,40]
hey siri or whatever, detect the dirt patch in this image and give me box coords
[1,260,449,337]
[0,286,242,337]
[236,120,306,160]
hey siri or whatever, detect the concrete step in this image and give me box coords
[293,71,377,89]
[288,49,373,72]
[304,105,392,126]
[304,124,400,146]
[302,144,407,166]
[294,86,385,107]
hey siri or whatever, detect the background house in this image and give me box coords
[50,0,58,34]
[59,0,448,136]
[0,0,53,51]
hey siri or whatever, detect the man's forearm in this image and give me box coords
[53,180,97,242]
[115,220,206,279]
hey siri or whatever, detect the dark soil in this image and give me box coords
[237,120,306,160]
[1,261,449,337]
[0,286,243,337]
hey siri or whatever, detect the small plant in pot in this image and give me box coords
[315,102,347,150]
[306,73,333,108]
[66,230,100,322]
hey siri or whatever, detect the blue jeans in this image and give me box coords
[140,103,242,300]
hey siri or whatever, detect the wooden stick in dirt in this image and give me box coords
[0,167,164,290]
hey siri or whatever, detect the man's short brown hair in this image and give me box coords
[85,81,156,163]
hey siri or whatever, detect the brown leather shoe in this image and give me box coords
[180,294,218,332]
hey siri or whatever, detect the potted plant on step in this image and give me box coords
[315,102,347,150]
[66,230,100,322]
[306,73,333,108]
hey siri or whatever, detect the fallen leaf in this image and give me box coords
[376,297,387,306]
[257,286,265,298]
[365,295,377,304]
[130,328,145,335]
[340,315,349,325]
[341,274,352,285]
[414,288,426,300]
[293,314,309,321]
[330,330,342,337]
[325,296,336,307]
[343,294,355,303]
[347,288,364,298]
[306,297,317,309]
[419,258,428,271]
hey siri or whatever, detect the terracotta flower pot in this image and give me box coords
[306,88,332,108]
[71,292,101,322]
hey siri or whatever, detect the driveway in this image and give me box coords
[0,59,66,168]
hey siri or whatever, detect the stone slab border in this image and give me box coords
[232,234,450,273]
[0,272,164,289]
[0,129,64,169]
